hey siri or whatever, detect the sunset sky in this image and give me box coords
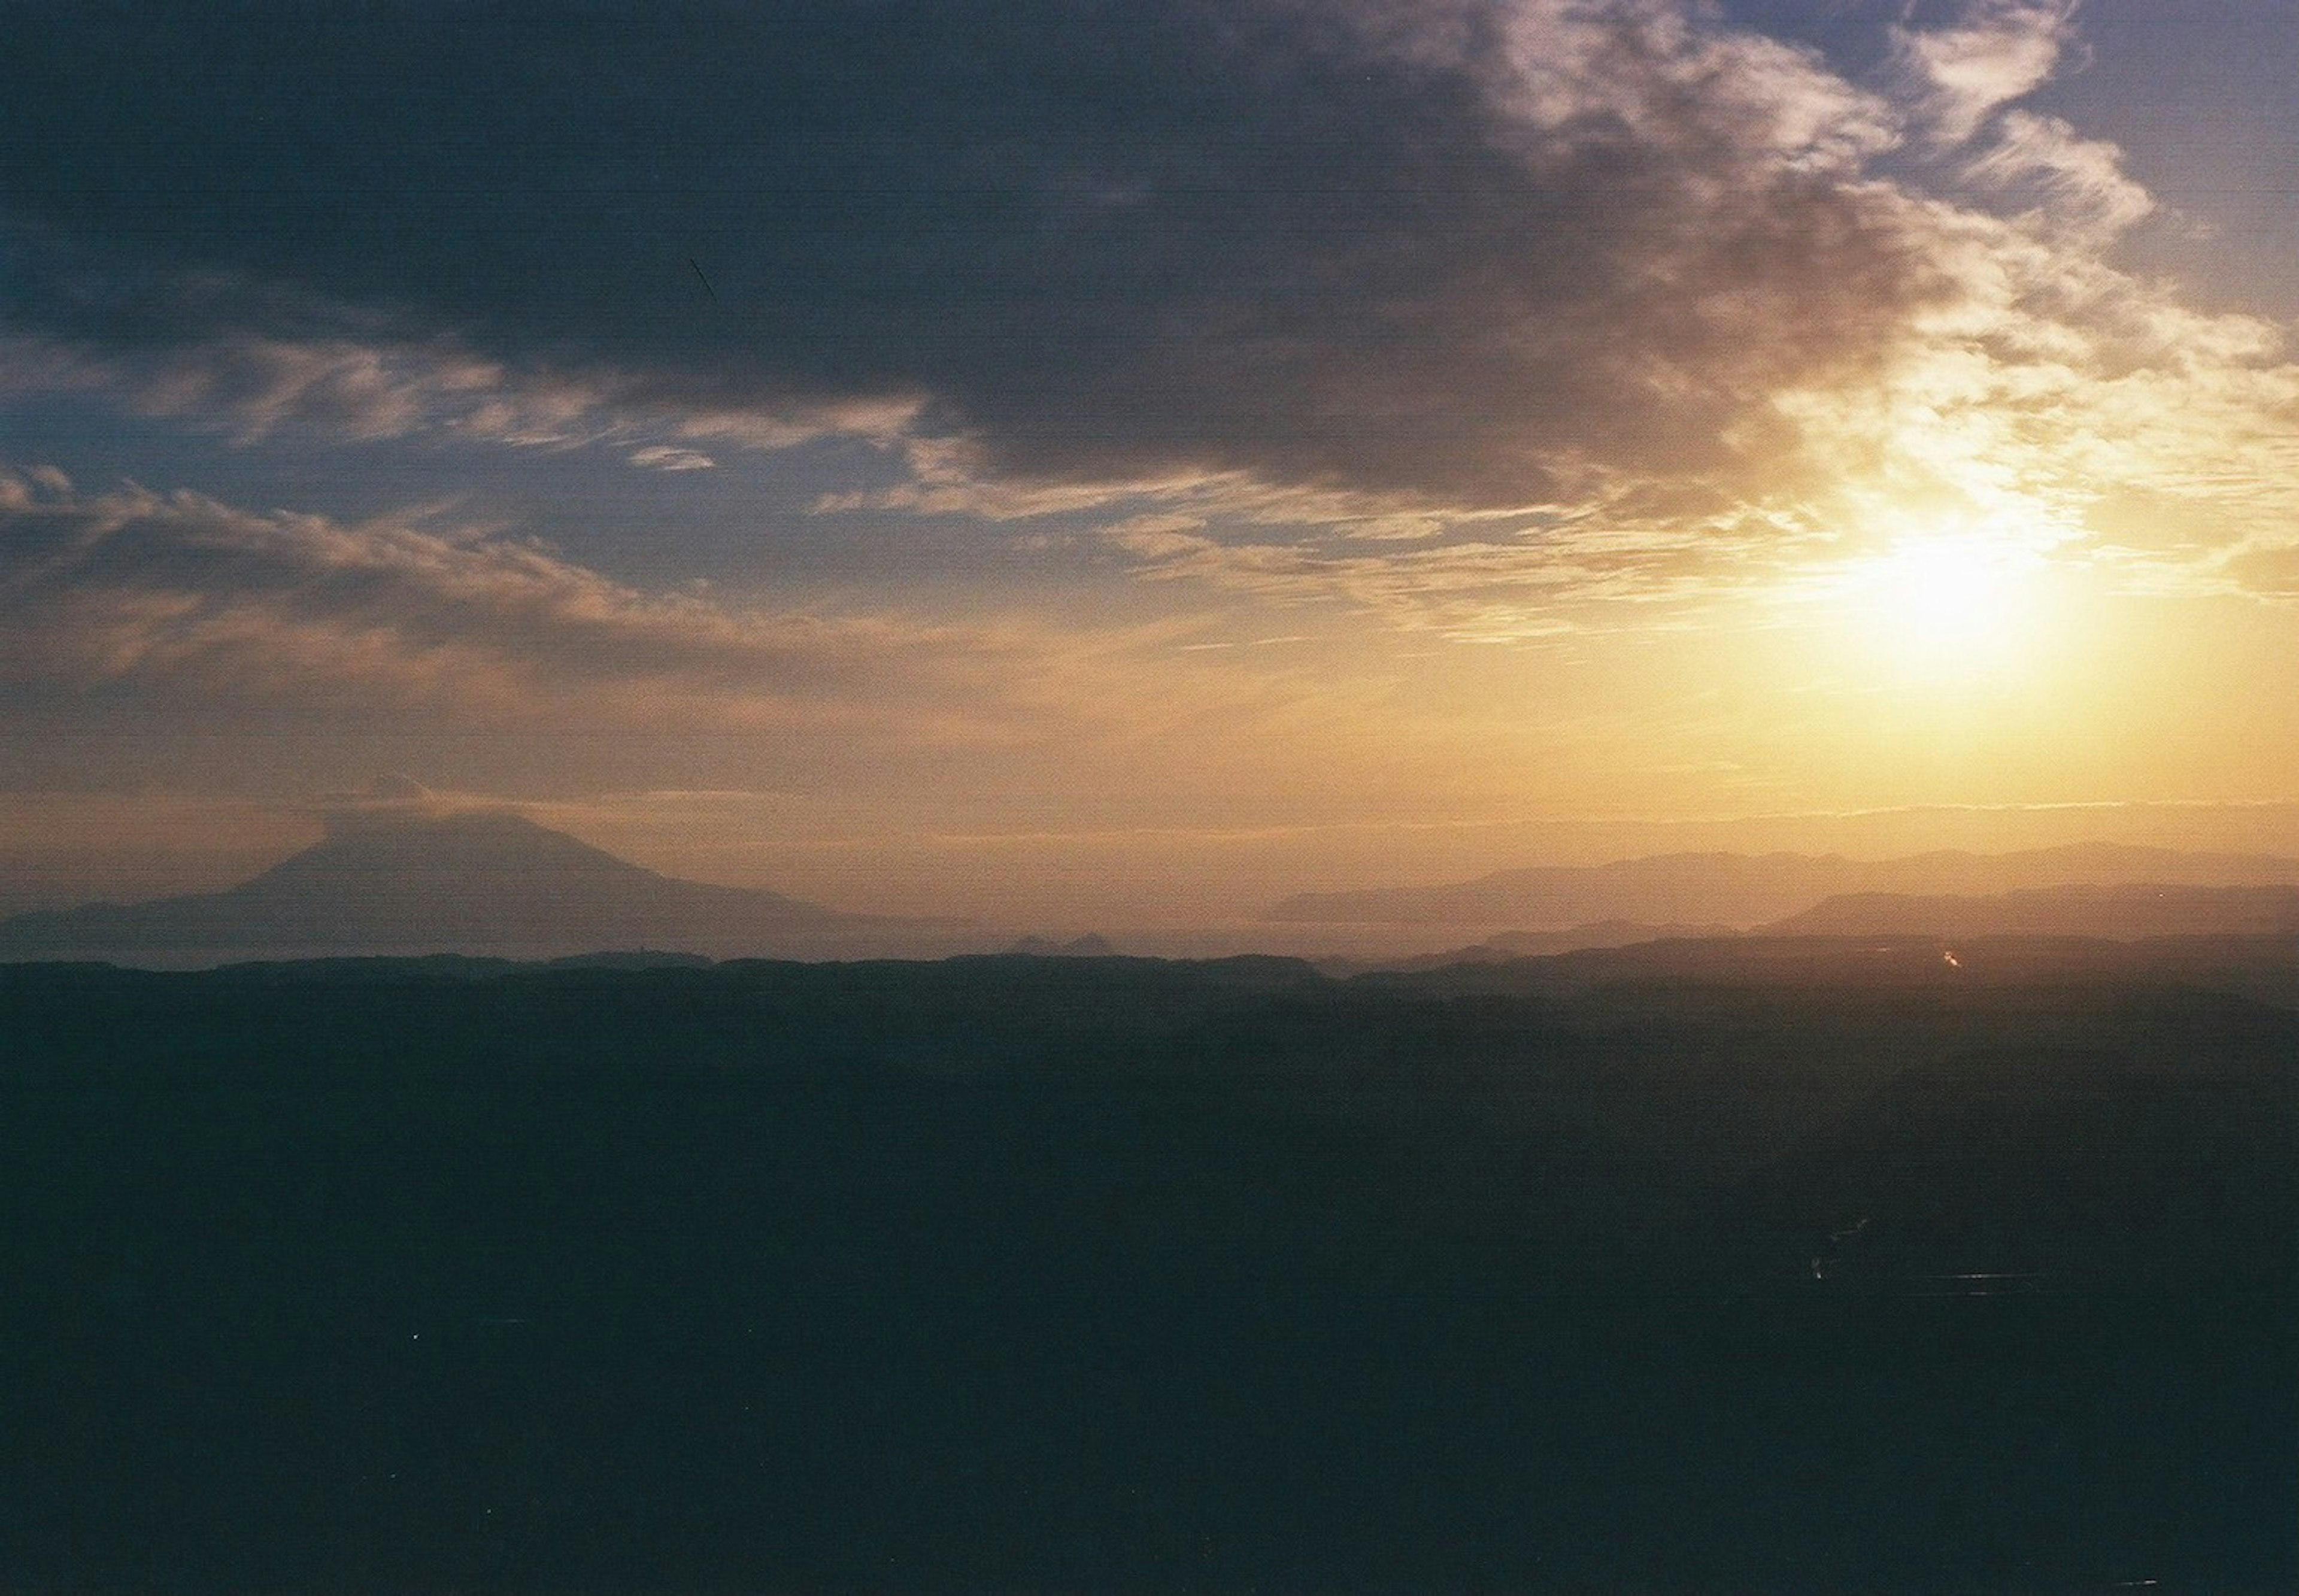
[4,1,2297,929]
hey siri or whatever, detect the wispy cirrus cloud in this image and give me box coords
[0,318,921,463]
[1960,110,2152,244]
[0,468,1050,738]
[1096,491,1828,641]
[0,466,1554,824]
[627,446,718,472]
[1891,0,2082,148]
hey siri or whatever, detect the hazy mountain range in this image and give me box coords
[1267,842,2299,929]
[1764,882,2299,940]
[7,812,2299,963]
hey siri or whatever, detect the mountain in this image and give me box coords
[1002,933,1121,957]
[1761,882,2299,940]
[1266,842,2299,929]
[0,809,924,960]
[1316,919,1739,975]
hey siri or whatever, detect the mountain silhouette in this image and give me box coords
[1266,842,2299,929]
[1002,933,1120,958]
[1317,920,1741,975]
[1761,882,2299,940]
[0,809,906,960]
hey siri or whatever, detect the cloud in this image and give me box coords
[308,772,439,810]
[1892,0,2080,148]
[0,0,1964,510]
[627,446,717,472]
[366,772,435,802]
[1960,110,2151,245]
[1093,486,1805,641]
[4,0,2292,630]
[0,468,1558,820]
[0,320,915,460]
[0,470,1037,734]
[2224,542,2299,599]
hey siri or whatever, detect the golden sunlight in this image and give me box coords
[1837,530,2049,675]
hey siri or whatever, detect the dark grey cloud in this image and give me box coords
[0,1,1962,506]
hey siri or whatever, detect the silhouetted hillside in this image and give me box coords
[1267,842,2299,927]
[0,809,933,960]
[1323,918,1739,973]
[1369,929,2299,1011]
[0,941,2290,1591]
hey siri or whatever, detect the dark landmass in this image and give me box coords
[542,948,718,972]
[1267,841,2299,927]
[0,810,947,960]
[1323,917,1740,973]
[2,937,2291,1591]
[1763,881,2299,939]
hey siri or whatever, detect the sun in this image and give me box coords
[1837,532,2045,675]
[1870,536,2018,644]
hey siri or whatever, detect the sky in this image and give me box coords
[3,0,2297,930]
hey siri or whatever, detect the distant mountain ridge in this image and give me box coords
[1320,919,1740,975]
[1762,882,2299,940]
[0,809,918,960]
[1267,842,2299,929]
[1002,933,1121,958]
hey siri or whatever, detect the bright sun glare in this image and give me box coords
[1840,533,2042,673]
[1875,538,2015,640]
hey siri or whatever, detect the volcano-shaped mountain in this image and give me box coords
[0,810,907,960]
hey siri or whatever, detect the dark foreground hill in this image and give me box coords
[0,809,938,960]
[1,940,2291,1592]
